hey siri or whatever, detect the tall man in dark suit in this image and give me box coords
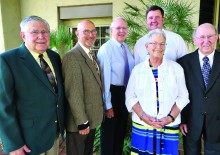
[178,23,220,155]
[62,20,104,155]
[0,16,65,155]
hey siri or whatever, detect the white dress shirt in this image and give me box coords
[97,38,135,110]
[125,58,189,126]
[134,29,188,65]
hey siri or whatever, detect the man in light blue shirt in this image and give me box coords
[97,17,134,155]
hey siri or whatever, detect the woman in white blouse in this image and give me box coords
[125,29,189,155]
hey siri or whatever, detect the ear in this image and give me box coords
[145,43,149,49]
[20,32,25,41]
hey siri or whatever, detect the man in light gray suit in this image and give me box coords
[62,20,104,155]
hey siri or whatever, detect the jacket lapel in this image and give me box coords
[76,43,103,88]
[206,51,220,92]
[18,44,56,94]
[191,50,206,91]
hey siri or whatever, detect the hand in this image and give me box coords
[180,124,188,136]
[79,127,90,135]
[157,116,173,127]
[142,115,163,128]
[105,108,114,118]
[9,145,31,155]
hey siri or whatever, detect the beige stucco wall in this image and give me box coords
[0,0,21,53]
[0,0,200,52]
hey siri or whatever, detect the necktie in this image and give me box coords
[202,56,211,88]
[39,54,57,92]
[121,44,130,86]
[88,50,100,76]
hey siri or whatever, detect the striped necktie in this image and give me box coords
[39,54,57,93]
[89,50,100,76]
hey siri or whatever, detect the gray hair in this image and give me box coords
[193,23,217,37]
[20,15,50,32]
[145,29,166,44]
[110,16,127,28]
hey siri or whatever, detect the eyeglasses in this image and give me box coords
[149,42,166,47]
[29,30,50,37]
[82,29,97,35]
[195,34,217,41]
[113,27,127,31]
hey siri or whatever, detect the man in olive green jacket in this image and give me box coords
[62,20,104,155]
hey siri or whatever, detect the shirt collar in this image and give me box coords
[112,37,124,48]
[78,41,91,56]
[198,49,215,67]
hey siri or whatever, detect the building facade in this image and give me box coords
[0,0,219,53]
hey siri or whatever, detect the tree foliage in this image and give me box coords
[50,25,75,58]
[120,0,197,49]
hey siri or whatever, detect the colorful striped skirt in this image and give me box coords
[131,122,179,155]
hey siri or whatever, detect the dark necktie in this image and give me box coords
[202,56,211,88]
[121,44,130,86]
[89,51,100,76]
[39,54,57,92]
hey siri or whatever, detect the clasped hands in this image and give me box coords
[142,114,173,128]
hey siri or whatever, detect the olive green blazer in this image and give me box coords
[62,43,104,132]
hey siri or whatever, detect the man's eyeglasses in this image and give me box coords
[82,29,97,35]
[195,34,217,41]
[149,42,166,47]
[29,30,50,37]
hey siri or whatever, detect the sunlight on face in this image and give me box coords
[193,24,218,56]
[20,21,50,53]
[146,34,166,60]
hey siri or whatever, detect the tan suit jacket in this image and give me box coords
[62,43,104,132]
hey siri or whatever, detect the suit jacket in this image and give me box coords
[0,43,65,154]
[178,49,220,143]
[62,43,104,132]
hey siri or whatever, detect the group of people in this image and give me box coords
[0,4,219,155]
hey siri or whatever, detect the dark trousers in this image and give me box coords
[66,129,96,155]
[183,117,220,155]
[101,85,128,155]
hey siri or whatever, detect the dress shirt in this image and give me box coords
[97,38,135,110]
[134,29,188,65]
[125,58,189,126]
[28,47,56,80]
[78,42,91,59]
[198,49,215,68]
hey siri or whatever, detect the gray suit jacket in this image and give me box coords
[178,50,220,143]
[62,43,104,132]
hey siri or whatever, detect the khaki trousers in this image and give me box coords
[39,137,59,155]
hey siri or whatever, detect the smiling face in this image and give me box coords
[146,33,166,60]
[75,20,97,49]
[20,21,50,53]
[110,18,128,44]
[146,10,164,30]
[193,23,218,56]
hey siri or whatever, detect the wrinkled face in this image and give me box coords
[146,34,166,59]
[146,10,164,30]
[110,19,128,44]
[75,21,97,49]
[20,21,50,53]
[193,24,218,56]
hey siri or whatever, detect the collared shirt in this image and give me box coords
[78,42,92,59]
[28,47,56,79]
[125,58,189,126]
[134,29,188,65]
[97,38,135,110]
[198,49,215,68]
